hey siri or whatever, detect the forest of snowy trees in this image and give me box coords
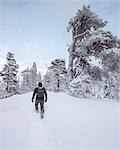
[0,52,42,98]
[0,5,120,100]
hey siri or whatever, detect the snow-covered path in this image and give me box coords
[0,92,120,150]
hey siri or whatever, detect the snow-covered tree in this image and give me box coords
[21,68,31,92]
[1,52,19,93]
[104,72,120,100]
[67,5,120,100]
[44,59,67,92]
[43,71,52,91]
[38,71,42,83]
[67,5,107,81]
[20,63,43,93]
[30,62,38,90]
[16,75,21,94]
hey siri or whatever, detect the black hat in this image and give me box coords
[38,82,42,87]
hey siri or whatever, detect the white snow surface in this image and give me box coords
[0,92,120,150]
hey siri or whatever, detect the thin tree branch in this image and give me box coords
[73,30,92,39]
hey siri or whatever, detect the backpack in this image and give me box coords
[37,87,44,98]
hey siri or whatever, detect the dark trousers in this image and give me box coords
[35,99,44,112]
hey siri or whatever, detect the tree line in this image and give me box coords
[0,5,120,100]
[0,52,42,97]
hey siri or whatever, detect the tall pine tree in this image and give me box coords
[1,52,19,93]
[38,71,42,83]
[21,68,31,92]
[44,59,67,92]
[30,62,38,90]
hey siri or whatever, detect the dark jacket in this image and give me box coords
[32,87,47,102]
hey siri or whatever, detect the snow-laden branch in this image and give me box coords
[73,30,92,39]
[73,52,91,62]
[73,52,81,57]
[68,30,93,53]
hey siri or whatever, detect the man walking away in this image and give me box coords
[32,82,47,118]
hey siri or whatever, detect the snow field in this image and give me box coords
[0,92,120,150]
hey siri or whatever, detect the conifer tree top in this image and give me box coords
[67,5,107,37]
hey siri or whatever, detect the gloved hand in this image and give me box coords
[45,99,47,102]
[32,98,34,103]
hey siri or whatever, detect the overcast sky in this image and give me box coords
[0,0,120,75]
